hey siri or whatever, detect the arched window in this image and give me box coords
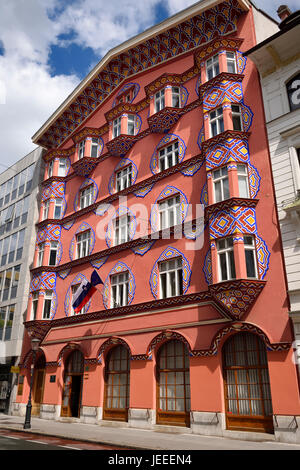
[286,73,300,111]
[156,340,190,427]
[61,350,84,418]
[103,345,130,422]
[222,332,273,434]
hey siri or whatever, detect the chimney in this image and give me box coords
[277,5,292,21]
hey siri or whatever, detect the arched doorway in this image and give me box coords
[103,345,130,422]
[222,332,274,433]
[61,350,84,418]
[32,354,46,416]
[156,339,190,427]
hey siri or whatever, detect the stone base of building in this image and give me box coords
[11,403,300,444]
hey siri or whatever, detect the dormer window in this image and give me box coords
[113,116,121,138]
[206,54,219,80]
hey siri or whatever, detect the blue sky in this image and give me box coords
[0,0,299,169]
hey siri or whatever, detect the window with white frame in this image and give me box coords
[237,164,249,198]
[42,199,50,221]
[42,290,53,319]
[127,115,136,136]
[53,198,63,219]
[79,185,93,209]
[231,104,243,131]
[172,86,181,108]
[154,89,165,113]
[158,141,179,172]
[78,140,85,159]
[116,165,132,192]
[31,292,39,320]
[76,230,91,259]
[111,272,129,308]
[209,107,224,137]
[49,241,59,266]
[37,243,44,267]
[113,117,121,138]
[58,158,68,177]
[212,166,229,203]
[113,214,131,246]
[217,237,236,281]
[226,51,237,74]
[90,138,99,158]
[158,195,181,230]
[159,257,183,299]
[206,54,220,80]
[244,235,258,279]
[48,160,54,178]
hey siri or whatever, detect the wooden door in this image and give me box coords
[32,369,45,416]
[61,350,84,418]
[223,332,274,433]
[156,340,190,427]
[103,345,130,422]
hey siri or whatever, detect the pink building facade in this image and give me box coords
[14,0,300,442]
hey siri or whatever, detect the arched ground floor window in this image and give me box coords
[61,349,84,418]
[156,339,190,427]
[222,332,274,433]
[103,345,130,422]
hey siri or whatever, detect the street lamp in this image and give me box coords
[23,337,40,430]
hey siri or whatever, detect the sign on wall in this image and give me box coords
[287,73,300,111]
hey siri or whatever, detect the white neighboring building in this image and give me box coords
[246,5,300,369]
[0,147,44,413]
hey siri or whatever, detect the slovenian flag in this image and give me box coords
[72,270,103,313]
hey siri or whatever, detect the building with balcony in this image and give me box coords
[14,0,300,442]
[0,147,44,413]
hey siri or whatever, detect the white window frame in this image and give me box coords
[113,214,131,246]
[158,141,179,172]
[226,51,237,74]
[209,107,224,137]
[78,140,85,159]
[42,199,50,221]
[206,54,220,80]
[112,117,121,138]
[31,292,39,321]
[42,290,53,319]
[212,166,230,203]
[244,235,258,279]
[231,104,243,131]
[127,115,136,136]
[37,243,44,267]
[159,257,183,299]
[116,165,132,192]
[154,89,165,113]
[217,237,236,281]
[158,195,181,230]
[58,158,67,177]
[90,138,99,158]
[79,185,93,209]
[172,86,181,108]
[76,230,91,259]
[48,160,54,178]
[53,198,63,219]
[237,164,250,198]
[49,241,59,266]
[110,272,129,308]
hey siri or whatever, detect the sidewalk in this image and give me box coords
[1,413,300,450]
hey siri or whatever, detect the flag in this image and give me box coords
[72,270,103,313]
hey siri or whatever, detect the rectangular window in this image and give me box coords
[206,54,219,80]
[114,215,131,246]
[231,104,243,131]
[48,160,54,178]
[43,290,53,319]
[7,231,17,263]
[2,268,12,301]
[127,115,136,136]
[113,117,121,138]
[58,158,67,177]
[4,304,14,341]
[37,243,44,267]
[76,231,91,259]
[11,174,19,201]
[10,266,20,299]
[217,237,236,281]
[116,165,132,192]
[49,241,59,266]
[172,87,181,108]
[90,138,99,158]
[78,140,85,159]
[79,185,93,209]
[237,164,249,198]
[159,195,181,230]
[226,51,237,74]
[244,235,258,279]
[1,237,10,266]
[159,257,183,299]
[209,107,224,137]
[31,292,39,320]
[53,198,63,219]
[16,229,25,260]
[213,166,230,203]
[158,141,179,172]
[154,89,165,113]
[43,200,50,221]
[111,272,129,308]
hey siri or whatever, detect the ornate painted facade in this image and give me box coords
[15,0,300,443]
